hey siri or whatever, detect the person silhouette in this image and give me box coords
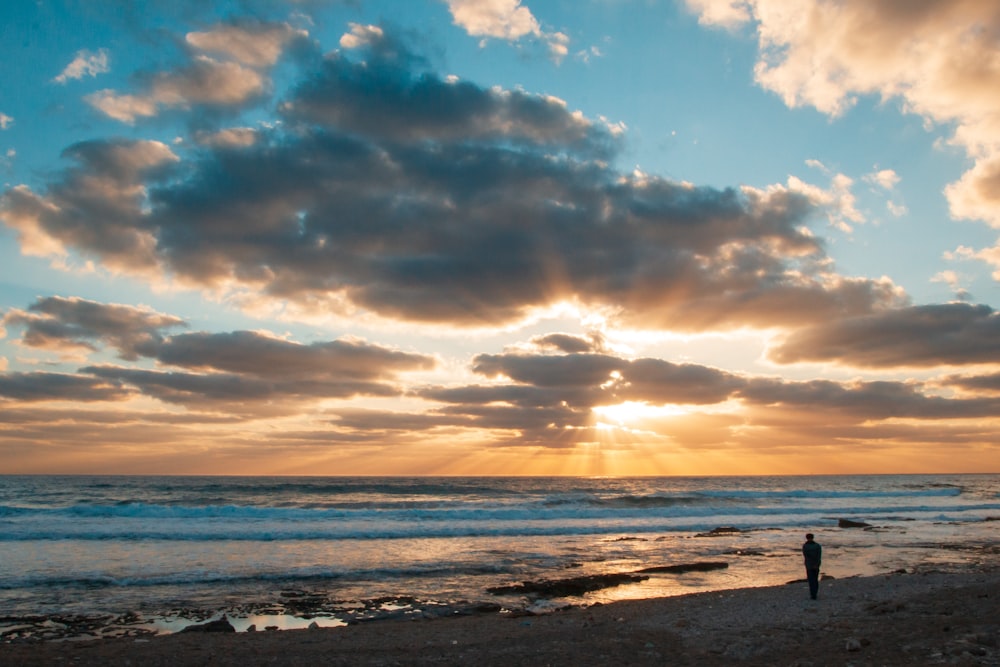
[802,533,822,600]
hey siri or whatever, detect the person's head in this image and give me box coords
[805,533,814,541]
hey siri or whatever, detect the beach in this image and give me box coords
[4,560,999,666]
[2,475,998,664]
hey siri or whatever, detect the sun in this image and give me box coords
[591,401,692,427]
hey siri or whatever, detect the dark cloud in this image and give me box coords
[472,352,622,388]
[3,296,186,360]
[410,349,1000,446]
[421,382,594,410]
[0,372,131,402]
[1,139,177,273]
[0,26,906,332]
[470,352,740,404]
[330,407,474,432]
[78,15,313,125]
[286,28,616,158]
[0,406,241,426]
[83,364,402,413]
[769,303,1000,368]
[76,330,434,412]
[149,330,435,379]
[618,358,743,404]
[1,294,436,412]
[739,377,1000,421]
[436,402,585,433]
[939,372,1000,395]
[529,332,606,354]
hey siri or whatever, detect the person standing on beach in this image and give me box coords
[802,533,822,600]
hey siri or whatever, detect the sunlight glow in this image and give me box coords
[592,401,693,425]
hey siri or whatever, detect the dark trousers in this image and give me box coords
[806,567,820,599]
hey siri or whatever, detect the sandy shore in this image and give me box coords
[4,564,998,666]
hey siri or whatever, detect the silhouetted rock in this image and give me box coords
[179,616,235,633]
[839,518,872,528]
[487,573,648,597]
[636,561,729,574]
[695,526,742,537]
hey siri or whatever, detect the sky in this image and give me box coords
[1,0,999,476]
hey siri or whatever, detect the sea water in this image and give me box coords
[1,475,997,632]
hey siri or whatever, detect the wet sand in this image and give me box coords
[4,562,998,666]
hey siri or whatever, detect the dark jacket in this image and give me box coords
[802,540,822,569]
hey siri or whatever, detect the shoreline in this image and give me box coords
[4,559,998,666]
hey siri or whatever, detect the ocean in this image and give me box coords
[1,474,997,638]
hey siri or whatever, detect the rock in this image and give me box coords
[695,526,742,537]
[308,621,319,629]
[845,637,862,652]
[246,624,256,632]
[487,572,648,597]
[725,549,765,556]
[838,518,872,528]
[179,616,236,633]
[636,561,729,574]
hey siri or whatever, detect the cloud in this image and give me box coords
[83,329,435,413]
[154,62,261,112]
[410,351,747,445]
[948,243,1000,281]
[0,371,130,402]
[0,139,177,269]
[787,171,863,231]
[472,352,743,405]
[686,1,1000,228]
[859,168,908,220]
[288,28,602,149]
[2,296,186,360]
[444,0,570,61]
[0,113,12,130]
[87,56,266,123]
[53,49,110,83]
[931,270,971,301]
[684,0,752,30]
[886,201,908,218]
[3,299,999,458]
[864,168,901,191]
[339,23,384,50]
[185,21,307,67]
[768,303,1000,368]
[0,292,437,414]
[946,158,1000,228]
[84,91,159,124]
[1,294,435,411]
[940,371,1000,395]
[193,127,258,148]
[738,376,1000,421]
[84,20,306,125]
[0,27,909,334]
[148,330,435,380]
[409,345,1000,447]
[529,332,607,354]
[445,0,542,41]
